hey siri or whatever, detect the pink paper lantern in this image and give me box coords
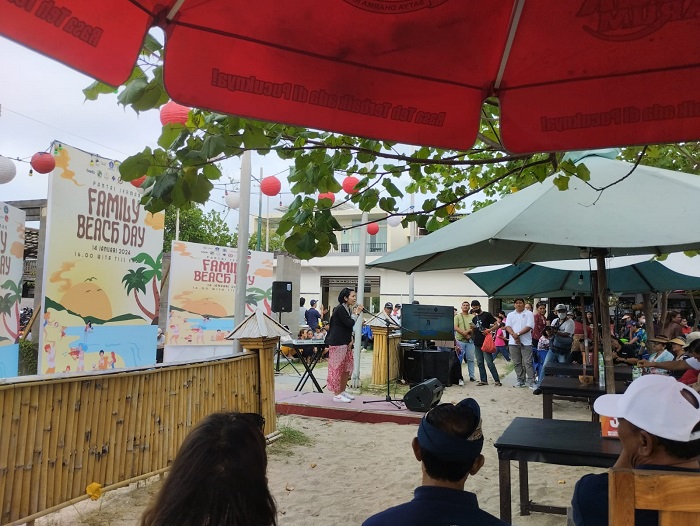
[260,176,281,196]
[159,101,190,126]
[342,176,360,194]
[30,152,56,174]
[318,192,335,204]
[130,175,147,188]
[367,223,379,235]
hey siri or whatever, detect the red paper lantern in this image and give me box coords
[260,176,281,196]
[342,176,360,194]
[30,152,56,174]
[159,101,190,126]
[130,175,147,188]
[317,192,335,204]
[367,223,379,235]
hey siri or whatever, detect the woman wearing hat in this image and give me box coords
[642,335,675,375]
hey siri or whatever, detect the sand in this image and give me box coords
[35,365,606,526]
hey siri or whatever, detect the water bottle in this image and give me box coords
[598,352,605,388]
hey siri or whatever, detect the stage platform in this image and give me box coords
[275,389,424,425]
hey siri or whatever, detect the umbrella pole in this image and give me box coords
[591,272,600,382]
[595,250,616,394]
[579,294,589,372]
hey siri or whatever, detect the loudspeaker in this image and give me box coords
[403,349,424,385]
[403,378,444,412]
[402,350,451,386]
[271,281,293,313]
[422,351,451,386]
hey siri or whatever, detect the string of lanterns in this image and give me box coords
[0,149,57,184]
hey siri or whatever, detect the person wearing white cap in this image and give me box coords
[571,375,700,526]
[156,327,165,363]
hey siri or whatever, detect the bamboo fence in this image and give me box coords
[0,347,274,525]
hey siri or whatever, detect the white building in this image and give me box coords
[262,203,488,314]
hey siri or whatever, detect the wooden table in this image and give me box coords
[539,376,627,421]
[494,417,622,524]
[543,362,633,381]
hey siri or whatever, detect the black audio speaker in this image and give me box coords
[403,350,452,386]
[421,351,451,386]
[271,281,293,313]
[403,378,444,412]
[403,349,424,384]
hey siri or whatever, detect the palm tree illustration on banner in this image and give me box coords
[0,279,21,343]
[246,286,273,315]
[121,252,162,322]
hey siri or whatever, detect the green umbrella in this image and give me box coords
[465,254,700,298]
[370,153,700,273]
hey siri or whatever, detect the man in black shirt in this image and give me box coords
[470,300,500,386]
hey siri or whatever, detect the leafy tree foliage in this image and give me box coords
[84,35,696,259]
[162,206,235,252]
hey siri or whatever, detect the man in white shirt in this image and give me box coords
[505,298,536,388]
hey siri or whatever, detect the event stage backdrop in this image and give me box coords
[39,143,164,374]
[0,201,26,377]
[164,241,274,361]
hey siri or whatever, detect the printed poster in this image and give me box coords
[0,202,26,377]
[39,143,165,374]
[165,241,274,361]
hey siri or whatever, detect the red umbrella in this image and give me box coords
[2,1,699,153]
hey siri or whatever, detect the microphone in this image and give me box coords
[361,307,371,314]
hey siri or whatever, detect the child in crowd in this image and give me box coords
[492,322,511,362]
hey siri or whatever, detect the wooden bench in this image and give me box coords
[609,468,700,525]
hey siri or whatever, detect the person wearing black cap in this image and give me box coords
[362,399,506,526]
[305,299,322,329]
[382,302,399,326]
[470,300,501,387]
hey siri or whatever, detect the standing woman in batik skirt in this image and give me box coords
[325,287,363,403]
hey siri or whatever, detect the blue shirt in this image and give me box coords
[362,485,507,526]
[305,308,321,328]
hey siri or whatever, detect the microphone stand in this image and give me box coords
[361,308,406,409]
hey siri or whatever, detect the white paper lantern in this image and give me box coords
[0,156,17,184]
[387,215,403,227]
[225,191,241,209]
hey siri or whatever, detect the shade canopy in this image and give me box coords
[2,2,700,153]
[370,154,700,273]
[465,254,700,298]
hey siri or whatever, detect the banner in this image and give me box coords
[165,241,274,361]
[39,143,165,374]
[0,202,26,377]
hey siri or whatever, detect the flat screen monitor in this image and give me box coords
[400,304,454,341]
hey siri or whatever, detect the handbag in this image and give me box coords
[481,332,496,353]
[550,320,573,355]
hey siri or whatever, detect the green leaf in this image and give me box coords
[553,175,570,191]
[381,179,403,198]
[117,76,148,106]
[200,135,228,160]
[158,124,187,149]
[202,164,221,180]
[575,163,591,182]
[119,150,153,180]
[82,81,117,101]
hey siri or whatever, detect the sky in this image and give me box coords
[0,36,300,229]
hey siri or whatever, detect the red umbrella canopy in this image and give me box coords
[2,1,700,153]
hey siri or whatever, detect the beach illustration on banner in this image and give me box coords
[166,241,274,347]
[0,202,26,378]
[39,143,165,374]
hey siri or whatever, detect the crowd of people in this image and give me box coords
[131,289,700,525]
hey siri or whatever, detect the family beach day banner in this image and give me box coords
[164,241,274,362]
[39,143,165,375]
[0,202,26,377]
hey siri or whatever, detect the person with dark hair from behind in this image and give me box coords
[140,411,276,526]
[362,398,507,526]
[571,375,700,526]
